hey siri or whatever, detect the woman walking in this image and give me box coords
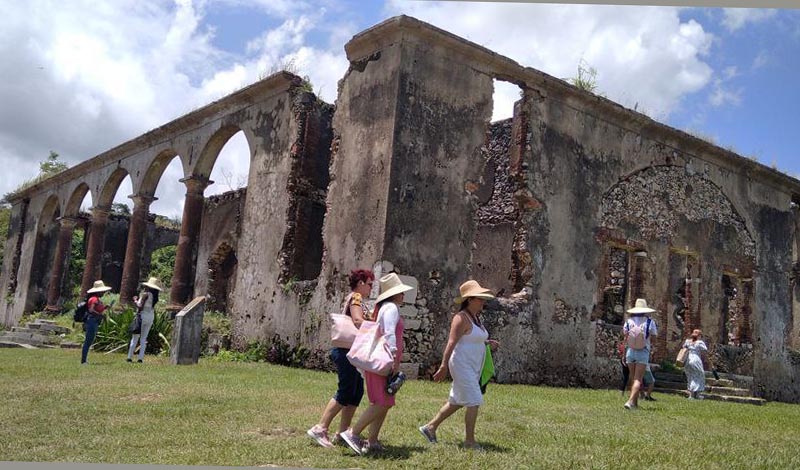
[418,280,498,450]
[340,273,413,455]
[127,277,162,363]
[81,280,113,365]
[307,269,374,448]
[683,329,708,399]
[622,298,658,410]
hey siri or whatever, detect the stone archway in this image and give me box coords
[596,165,757,371]
[206,242,237,313]
[26,196,61,312]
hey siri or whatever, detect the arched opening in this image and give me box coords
[100,168,133,292]
[63,184,93,304]
[184,128,251,308]
[26,196,60,312]
[139,154,183,293]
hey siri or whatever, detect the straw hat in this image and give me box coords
[375,273,414,304]
[87,280,112,294]
[627,298,656,315]
[141,277,163,291]
[455,280,495,304]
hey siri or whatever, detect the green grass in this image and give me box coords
[1,349,799,469]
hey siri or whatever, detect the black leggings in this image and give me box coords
[620,362,630,391]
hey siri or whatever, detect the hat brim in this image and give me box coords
[454,292,495,304]
[627,307,655,314]
[141,282,162,291]
[87,286,112,294]
[375,284,414,304]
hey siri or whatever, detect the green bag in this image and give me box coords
[480,344,495,394]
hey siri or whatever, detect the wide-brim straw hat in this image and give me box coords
[454,280,495,304]
[627,298,656,315]
[141,277,163,291]
[87,280,112,294]
[375,273,414,304]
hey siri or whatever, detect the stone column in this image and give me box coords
[119,195,156,305]
[80,206,111,296]
[44,217,78,311]
[168,176,210,310]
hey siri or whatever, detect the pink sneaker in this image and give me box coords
[306,426,333,448]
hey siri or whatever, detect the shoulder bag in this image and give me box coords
[346,309,394,376]
[330,294,360,348]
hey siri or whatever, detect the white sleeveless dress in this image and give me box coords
[448,319,489,407]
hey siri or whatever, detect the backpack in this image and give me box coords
[626,317,651,350]
[73,302,89,323]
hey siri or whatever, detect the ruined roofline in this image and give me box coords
[347,15,800,198]
[7,71,304,204]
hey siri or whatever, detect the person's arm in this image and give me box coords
[433,313,469,382]
[348,293,366,329]
[134,292,146,309]
[381,304,399,352]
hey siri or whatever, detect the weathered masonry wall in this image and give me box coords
[4,16,800,403]
[194,188,246,313]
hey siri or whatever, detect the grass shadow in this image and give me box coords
[356,444,428,460]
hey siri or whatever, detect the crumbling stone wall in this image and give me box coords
[194,188,246,312]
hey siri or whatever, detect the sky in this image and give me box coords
[1,0,797,218]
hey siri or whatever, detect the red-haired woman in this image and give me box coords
[307,269,374,448]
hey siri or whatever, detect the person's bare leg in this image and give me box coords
[628,364,645,406]
[351,404,382,436]
[317,399,343,430]
[425,401,462,433]
[339,405,357,433]
[366,406,390,444]
[464,406,480,447]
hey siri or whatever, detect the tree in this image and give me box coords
[111,203,131,216]
[39,151,68,177]
[2,151,69,203]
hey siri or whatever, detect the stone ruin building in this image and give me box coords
[2,16,800,403]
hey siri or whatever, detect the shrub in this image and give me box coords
[201,311,231,356]
[94,307,172,355]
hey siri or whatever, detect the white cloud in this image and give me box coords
[709,81,742,107]
[385,2,714,121]
[0,0,349,216]
[722,8,777,32]
[752,50,769,69]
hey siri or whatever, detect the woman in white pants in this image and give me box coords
[127,277,162,363]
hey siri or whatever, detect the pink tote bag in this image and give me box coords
[346,317,394,376]
[330,294,358,348]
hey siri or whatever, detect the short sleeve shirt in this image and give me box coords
[88,296,106,314]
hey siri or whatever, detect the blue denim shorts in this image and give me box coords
[625,348,650,365]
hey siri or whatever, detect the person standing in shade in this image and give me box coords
[419,280,499,450]
[683,329,708,399]
[127,277,162,363]
[81,280,113,365]
[340,273,413,455]
[307,269,374,448]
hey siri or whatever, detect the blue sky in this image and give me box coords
[0,1,797,217]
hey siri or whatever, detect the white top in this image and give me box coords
[624,316,658,349]
[137,292,155,316]
[377,302,400,353]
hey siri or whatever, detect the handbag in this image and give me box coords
[675,347,688,366]
[480,344,495,394]
[346,312,394,376]
[330,294,359,348]
[128,313,142,335]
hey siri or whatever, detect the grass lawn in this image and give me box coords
[1,349,799,469]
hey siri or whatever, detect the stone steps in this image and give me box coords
[0,319,73,348]
[654,374,735,388]
[653,387,766,405]
[26,322,71,334]
[0,340,39,349]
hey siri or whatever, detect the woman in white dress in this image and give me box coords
[418,280,499,450]
[683,329,708,399]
